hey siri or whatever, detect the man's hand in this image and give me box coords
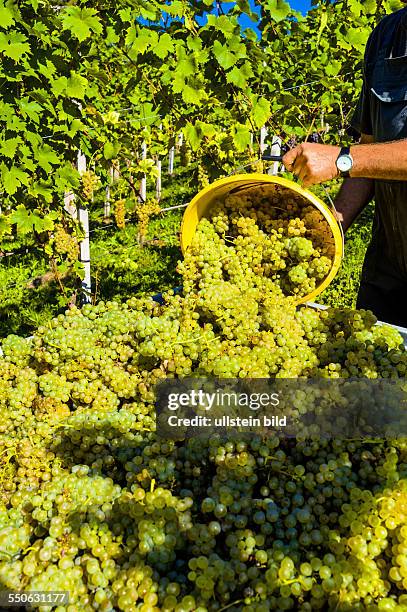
[282,143,341,187]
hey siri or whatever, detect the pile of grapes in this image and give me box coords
[1,185,407,611]
[185,184,335,300]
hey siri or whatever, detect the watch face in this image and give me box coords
[337,154,353,173]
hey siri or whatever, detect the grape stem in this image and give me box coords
[218,600,244,612]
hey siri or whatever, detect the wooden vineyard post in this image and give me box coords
[177,132,183,150]
[156,159,162,201]
[140,141,147,203]
[168,145,175,175]
[268,136,282,176]
[104,166,113,221]
[260,125,268,155]
[77,151,92,303]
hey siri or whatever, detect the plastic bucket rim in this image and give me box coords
[180,173,344,305]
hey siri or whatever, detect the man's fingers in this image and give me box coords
[282,145,301,170]
[297,165,308,184]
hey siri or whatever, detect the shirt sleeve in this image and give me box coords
[350,81,372,136]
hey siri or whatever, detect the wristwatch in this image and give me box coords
[336,146,353,178]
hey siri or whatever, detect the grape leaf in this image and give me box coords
[213,40,237,70]
[206,15,236,37]
[226,63,254,88]
[233,124,251,152]
[0,137,21,158]
[264,0,291,22]
[0,31,30,61]
[183,123,202,151]
[251,96,271,128]
[10,205,55,234]
[154,33,175,59]
[103,141,120,160]
[0,1,14,29]
[35,145,61,173]
[61,7,102,43]
[18,98,42,122]
[66,72,88,99]
[1,164,29,195]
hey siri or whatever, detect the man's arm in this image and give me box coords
[332,134,375,232]
[282,137,407,185]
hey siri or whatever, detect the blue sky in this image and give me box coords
[195,1,313,34]
[143,1,314,34]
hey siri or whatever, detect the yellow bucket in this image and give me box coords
[180,173,344,305]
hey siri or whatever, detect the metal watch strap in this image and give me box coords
[337,146,351,178]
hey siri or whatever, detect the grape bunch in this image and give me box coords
[81,171,101,201]
[53,224,79,263]
[114,198,126,229]
[135,198,162,243]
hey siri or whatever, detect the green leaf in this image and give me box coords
[50,73,87,99]
[233,124,251,152]
[343,26,370,52]
[61,7,102,42]
[106,26,119,44]
[28,181,54,203]
[0,137,21,158]
[18,97,42,122]
[103,141,120,160]
[206,15,237,37]
[0,1,15,29]
[213,40,237,70]
[10,205,55,234]
[316,11,328,46]
[66,72,88,99]
[54,163,80,193]
[176,56,196,77]
[51,76,68,98]
[182,85,203,105]
[37,59,57,80]
[0,214,11,238]
[325,59,341,77]
[140,5,159,20]
[0,31,30,61]
[153,33,174,59]
[35,144,61,173]
[183,123,202,151]
[126,27,158,53]
[165,1,185,17]
[1,164,29,195]
[118,8,132,22]
[226,63,254,88]
[196,121,217,140]
[251,96,271,128]
[264,0,291,22]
